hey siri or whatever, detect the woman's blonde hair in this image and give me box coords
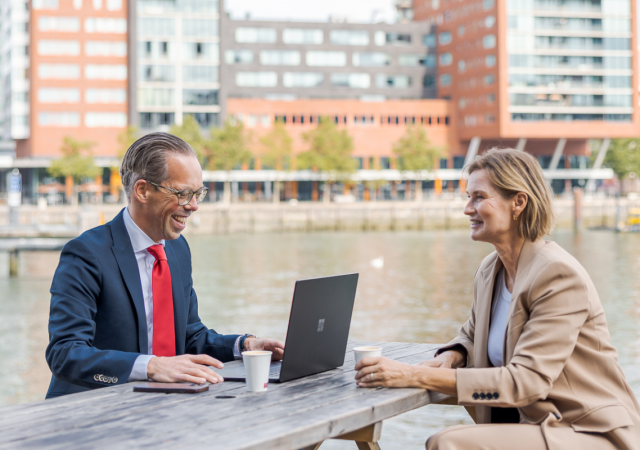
[466,148,555,241]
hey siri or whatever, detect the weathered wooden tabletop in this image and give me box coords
[0,341,448,450]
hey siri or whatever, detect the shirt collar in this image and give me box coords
[123,207,165,254]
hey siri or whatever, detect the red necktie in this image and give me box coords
[147,244,176,357]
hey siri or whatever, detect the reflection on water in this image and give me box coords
[0,230,638,449]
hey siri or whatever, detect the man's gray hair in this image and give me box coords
[120,132,198,201]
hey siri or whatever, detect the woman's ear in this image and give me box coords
[513,192,528,216]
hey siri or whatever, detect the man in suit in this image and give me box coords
[46,132,284,398]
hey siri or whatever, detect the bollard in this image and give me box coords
[573,188,583,232]
[9,250,18,277]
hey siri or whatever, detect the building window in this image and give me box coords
[224,50,253,64]
[458,60,466,73]
[73,0,82,9]
[398,54,435,67]
[182,42,218,61]
[439,53,452,66]
[85,41,127,57]
[93,0,102,10]
[140,112,174,128]
[38,16,80,32]
[423,33,436,47]
[86,17,127,33]
[38,88,80,103]
[439,74,452,86]
[439,31,452,45]
[85,64,127,80]
[374,31,386,46]
[353,52,390,67]
[282,72,323,87]
[85,88,126,103]
[106,0,121,10]
[484,75,495,85]
[137,88,174,107]
[329,30,369,46]
[483,34,496,49]
[38,112,80,127]
[331,73,370,88]
[485,114,496,124]
[183,89,218,105]
[282,28,323,44]
[139,65,175,82]
[485,54,496,67]
[182,19,218,37]
[236,72,278,87]
[385,33,412,45]
[483,0,494,10]
[376,74,411,88]
[38,40,80,56]
[185,112,218,128]
[423,75,436,88]
[485,15,495,28]
[457,25,465,36]
[306,51,347,67]
[85,112,127,127]
[235,27,277,43]
[259,50,301,66]
[32,0,59,9]
[183,66,219,83]
[487,93,495,104]
[38,63,80,79]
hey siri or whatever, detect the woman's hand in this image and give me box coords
[418,349,466,369]
[354,357,418,388]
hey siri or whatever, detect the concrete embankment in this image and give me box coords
[0,196,634,236]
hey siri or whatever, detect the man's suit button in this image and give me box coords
[479,393,486,400]
[472,393,480,400]
[493,392,499,399]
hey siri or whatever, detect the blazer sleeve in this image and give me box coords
[456,259,590,408]
[181,239,240,362]
[434,268,482,368]
[46,239,140,389]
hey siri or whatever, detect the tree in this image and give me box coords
[48,136,101,205]
[207,119,252,204]
[170,115,207,165]
[392,126,443,201]
[598,138,640,182]
[298,117,357,203]
[260,122,293,203]
[116,125,139,160]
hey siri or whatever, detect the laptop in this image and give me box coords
[213,273,359,383]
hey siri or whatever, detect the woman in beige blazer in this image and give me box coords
[355,148,640,450]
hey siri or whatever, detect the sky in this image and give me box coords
[225,0,397,24]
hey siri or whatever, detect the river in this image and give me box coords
[0,229,639,449]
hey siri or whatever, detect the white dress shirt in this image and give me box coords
[487,267,512,368]
[124,208,243,381]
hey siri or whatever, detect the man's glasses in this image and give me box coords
[146,181,208,206]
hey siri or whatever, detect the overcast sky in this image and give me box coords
[224,0,397,23]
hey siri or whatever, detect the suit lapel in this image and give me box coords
[165,241,187,355]
[475,254,502,369]
[109,209,148,354]
[503,239,547,363]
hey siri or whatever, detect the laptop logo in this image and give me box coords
[317,318,325,332]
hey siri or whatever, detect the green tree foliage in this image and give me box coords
[298,117,357,177]
[170,115,207,164]
[260,122,293,170]
[48,136,101,183]
[116,125,139,160]
[392,126,443,171]
[599,138,640,180]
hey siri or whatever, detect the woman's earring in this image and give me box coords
[513,215,517,221]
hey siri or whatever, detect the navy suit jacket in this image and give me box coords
[45,209,239,398]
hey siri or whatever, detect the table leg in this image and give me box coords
[300,442,323,450]
[355,443,381,450]
[334,422,383,449]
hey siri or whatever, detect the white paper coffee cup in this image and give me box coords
[242,351,272,392]
[353,346,382,364]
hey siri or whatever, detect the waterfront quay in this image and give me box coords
[0,195,636,237]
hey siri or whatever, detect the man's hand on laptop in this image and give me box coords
[147,354,225,384]
[244,338,285,361]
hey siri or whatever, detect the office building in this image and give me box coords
[134,0,221,130]
[412,0,639,178]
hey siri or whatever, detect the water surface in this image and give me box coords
[0,230,638,449]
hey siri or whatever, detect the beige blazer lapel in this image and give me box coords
[503,239,547,364]
[474,255,503,370]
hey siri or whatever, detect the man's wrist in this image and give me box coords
[239,334,257,353]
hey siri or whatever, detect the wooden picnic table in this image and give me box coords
[0,341,454,450]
